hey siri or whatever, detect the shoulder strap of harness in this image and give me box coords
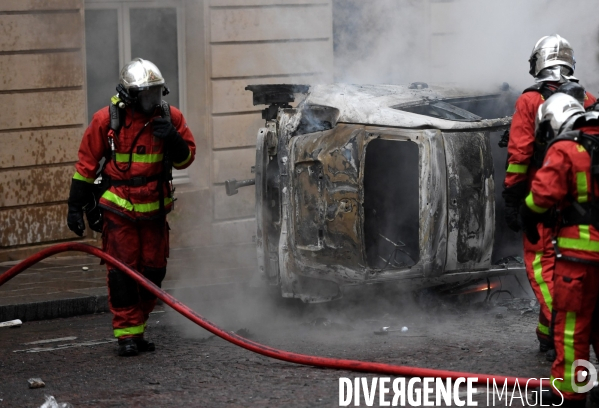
[523,82,556,101]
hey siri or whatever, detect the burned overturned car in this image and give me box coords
[226,83,525,302]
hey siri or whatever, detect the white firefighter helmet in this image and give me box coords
[119,58,165,90]
[529,34,575,78]
[535,93,585,143]
[119,58,165,114]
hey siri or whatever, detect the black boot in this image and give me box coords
[134,337,155,352]
[545,348,557,362]
[117,338,139,357]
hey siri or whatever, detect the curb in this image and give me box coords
[0,295,109,322]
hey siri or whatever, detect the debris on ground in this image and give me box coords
[0,319,22,328]
[28,378,45,389]
[38,395,73,408]
[82,266,89,271]
[304,317,354,331]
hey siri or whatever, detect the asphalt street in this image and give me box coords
[0,284,565,407]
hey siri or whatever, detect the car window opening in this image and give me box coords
[363,138,419,269]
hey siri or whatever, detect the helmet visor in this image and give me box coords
[134,86,163,115]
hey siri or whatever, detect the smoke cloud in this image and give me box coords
[334,0,599,93]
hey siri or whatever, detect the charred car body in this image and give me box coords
[226,83,524,302]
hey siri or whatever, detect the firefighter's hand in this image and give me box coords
[67,206,85,237]
[152,117,178,140]
[520,204,541,244]
[504,204,521,232]
[85,205,103,233]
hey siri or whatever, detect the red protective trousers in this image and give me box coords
[550,260,599,401]
[103,210,169,339]
[523,227,555,347]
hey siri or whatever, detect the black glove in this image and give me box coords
[85,201,103,233]
[502,181,528,232]
[152,117,178,140]
[520,204,542,244]
[67,178,93,237]
[67,206,85,237]
[152,118,190,164]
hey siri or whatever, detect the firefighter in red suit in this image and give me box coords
[523,92,599,407]
[502,34,596,357]
[66,58,196,356]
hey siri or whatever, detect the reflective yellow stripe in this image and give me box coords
[538,322,550,335]
[533,252,553,313]
[525,192,548,214]
[557,236,599,252]
[73,171,95,184]
[552,312,577,393]
[115,153,163,163]
[102,190,173,213]
[114,324,145,338]
[579,225,590,241]
[576,172,588,203]
[173,150,192,168]
[507,163,528,174]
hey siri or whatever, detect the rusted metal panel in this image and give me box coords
[0,127,81,168]
[0,0,81,12]
[0,52,83,91]
[0,165,72,207]
[443,131,495,271]
[290,124,366,269]
[212,148,255,183]
[212,114,264,149]
[0,204,74,247]
[210,4,331,43]
[0,13,82,52]
[0,90,85,131]
[214,184,255,220]
[211,41,333,78]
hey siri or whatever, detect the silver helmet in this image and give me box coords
[535,93,585,144]
[119,58,165,114]
[529,34,575,78]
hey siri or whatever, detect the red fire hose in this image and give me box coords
[0,242,541,387]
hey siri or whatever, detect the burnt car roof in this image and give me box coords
[302,83,514,130]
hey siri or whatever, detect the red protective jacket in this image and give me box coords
[505,85,596,188]
[74,105,196,220]
[526,126,599,261]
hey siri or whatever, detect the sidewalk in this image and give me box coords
[0,243,257,322]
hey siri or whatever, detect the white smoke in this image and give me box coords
[334,0,599,93]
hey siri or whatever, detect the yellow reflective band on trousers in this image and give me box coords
[525,192,549,214]
[538,322,550,335]
[557,224,599,252]
[552,312,577,393]
[173,150,192,168]
[507,163,528,174]
[114,324,145,338]
[102,190,173,213]
[115,153,163,163]
[73,171,95,184]
[577,172,589,203]
[533,252,553,313]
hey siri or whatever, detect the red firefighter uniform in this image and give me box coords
[73,105,195,339]
[505,86,596,347]
[525,126,599,402]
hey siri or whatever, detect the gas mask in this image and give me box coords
[131,85,163,115]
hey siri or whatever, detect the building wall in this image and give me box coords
[0,0,335,262]
[205,0,334,245]
[0,0,89,260]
